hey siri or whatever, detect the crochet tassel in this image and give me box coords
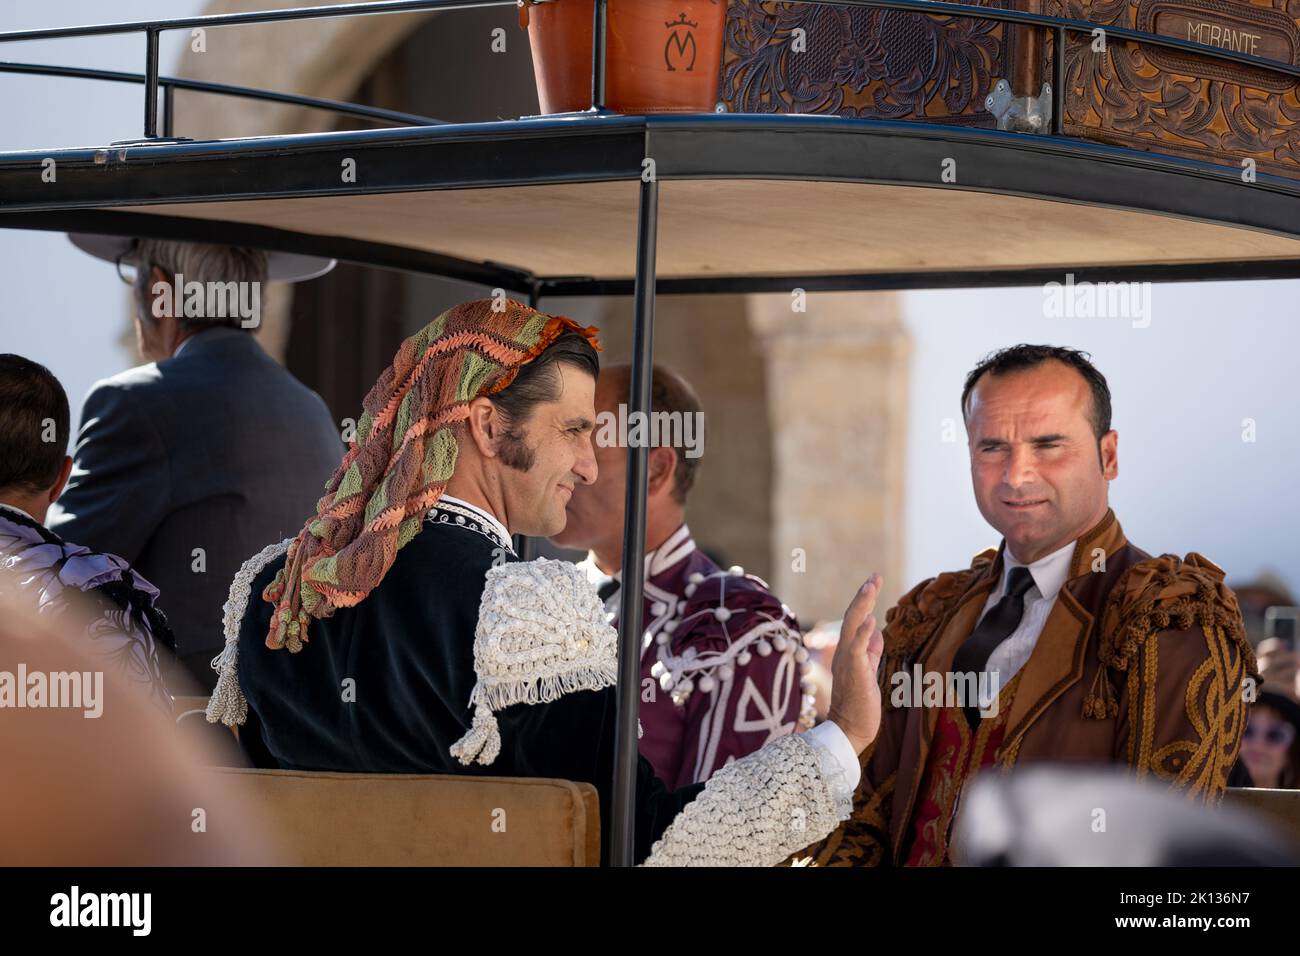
[206,641,247,726]
[207,537,291,727]
[450,703,502,766]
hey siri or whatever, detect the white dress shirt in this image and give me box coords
[807,719,862,798]
[979,538,1077,689]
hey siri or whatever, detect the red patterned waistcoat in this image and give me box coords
[904,672,1023,866]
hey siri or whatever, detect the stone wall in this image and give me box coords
[749,292,910,621]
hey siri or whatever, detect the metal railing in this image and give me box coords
[0,0,1298,140]
[0,61,444,136]
[0,0,533,138]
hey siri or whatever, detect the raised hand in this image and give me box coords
[827,573,885,755]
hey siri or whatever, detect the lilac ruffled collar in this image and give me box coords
[0,508,161,608]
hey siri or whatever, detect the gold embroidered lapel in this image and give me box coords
[1000,590,1093,747]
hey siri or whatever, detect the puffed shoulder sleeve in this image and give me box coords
[1095,553,1256,803]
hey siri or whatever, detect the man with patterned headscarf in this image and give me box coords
[209,298,885,866]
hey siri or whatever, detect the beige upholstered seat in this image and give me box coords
[200,767,601,866]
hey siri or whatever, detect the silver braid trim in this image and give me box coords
[206,538,292,727]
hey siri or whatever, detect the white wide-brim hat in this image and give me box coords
[68,232,336,283]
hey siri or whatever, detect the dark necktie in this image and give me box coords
[597,577,620,603]
[951,566,1036,728]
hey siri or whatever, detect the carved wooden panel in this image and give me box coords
[1050,0,1300,177]
[721,0,1013,124]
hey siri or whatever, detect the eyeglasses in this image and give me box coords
[1244,721,1296,747]
[115,244,142,285]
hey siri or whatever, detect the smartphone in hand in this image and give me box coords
[1264,606,1300,651]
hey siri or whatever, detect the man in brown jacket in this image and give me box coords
[800,344,1256,866]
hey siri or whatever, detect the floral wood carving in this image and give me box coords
[1049,0,1300,176]
[721,0,1010,124]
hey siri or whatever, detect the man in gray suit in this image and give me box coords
[50,236,343,692]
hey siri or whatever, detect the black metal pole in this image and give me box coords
[591,0,608,110]
[610,175,658,867]
[144,27,160,137]
[163,82,175,137]
[1053,26,1065,136]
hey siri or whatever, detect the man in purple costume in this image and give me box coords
[551,364,813,789]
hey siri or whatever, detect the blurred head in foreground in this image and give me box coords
[0,572,276,865]
[951,765,1299,866]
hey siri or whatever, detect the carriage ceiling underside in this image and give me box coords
[105,179,1300,281]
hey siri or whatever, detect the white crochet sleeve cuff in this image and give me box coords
[642,722,861,867]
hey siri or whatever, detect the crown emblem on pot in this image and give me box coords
[666,12,699,29]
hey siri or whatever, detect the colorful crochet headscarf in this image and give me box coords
[262,297,601,652]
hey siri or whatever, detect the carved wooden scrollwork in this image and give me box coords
[720,0,1300,179]
[721,0,1010,124]
[1049,0,1300,176]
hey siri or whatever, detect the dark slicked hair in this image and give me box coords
[489,330,601,471]
[961,344,1112,439]
[0,354,70,494]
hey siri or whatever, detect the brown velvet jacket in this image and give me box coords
[801,510,1257,866]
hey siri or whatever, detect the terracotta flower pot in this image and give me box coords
[520,0,726,115]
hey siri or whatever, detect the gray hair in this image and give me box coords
[132,239,268,331]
